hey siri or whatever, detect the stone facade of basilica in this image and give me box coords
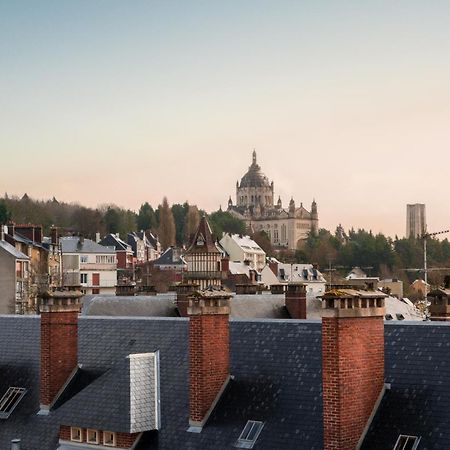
[227,151,318,250]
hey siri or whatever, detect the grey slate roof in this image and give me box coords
[100,233,131,252]
[1,316,450,449]
[0,240,29,260]
[57,352,159,433]
[153,247,185,267]
[60,236,115,254]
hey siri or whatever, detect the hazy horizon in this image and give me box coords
[2,1,450,238]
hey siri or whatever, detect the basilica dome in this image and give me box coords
[239,151,272,188]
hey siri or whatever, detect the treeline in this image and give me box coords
[0,194,245,249]
[291,227,450,290]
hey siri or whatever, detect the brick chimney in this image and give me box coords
[285,283,307,319]
[39,288,83,412]
[50,226,59,245]
[269,259,278,276]
[187,289,231,430]
[321,290,386,450]
[221,257,230,276]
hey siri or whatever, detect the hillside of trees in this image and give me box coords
[0,194,245,248]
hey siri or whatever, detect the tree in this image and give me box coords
[251,230,273,256]
[0,200,11,224]
[158,197,176,250]
[185,205,200,243]
[171,202,189,246]
[208,210,245,239]
[137,202,156,231]
[103,207,121,234]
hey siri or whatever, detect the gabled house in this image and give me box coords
[0,237,30,314]
[60,236,117,295]
[4,223,60,311]
[219,233,266,271]
[99,234,134,277]
[183,216,224,289]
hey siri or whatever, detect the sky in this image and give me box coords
[1,1,450,238]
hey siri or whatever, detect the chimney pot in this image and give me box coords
[11,439,21,450]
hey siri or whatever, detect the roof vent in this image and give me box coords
[396,314,405,321]
[235,420,264,449]
[11,439,21,450]
[393,435,421,450]
[385,314,393,320]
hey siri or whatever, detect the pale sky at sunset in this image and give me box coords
[1,1,450,238]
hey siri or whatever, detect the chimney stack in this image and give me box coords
[321,289,386,450]
[39,288,83,413]
[187,289,231,430]
[268,259,278,276]
[50,227,59,245]
[285,283,307,319]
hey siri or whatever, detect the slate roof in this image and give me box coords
[0,240,29,260]
[100,233,131,252]
[1,316,450,449]
[153,247,185,267]
[60,236,116,254]
[185,216,220,254]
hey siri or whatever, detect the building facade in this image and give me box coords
[219,233,266,271]
[60,236,117,295]
[183,216,223,289]
[0,238,30,314]
[227,151,318,250]
[406,203,426,238]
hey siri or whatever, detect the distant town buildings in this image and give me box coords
[60,236,117,295]
[406,203,426,238]
[227,151,318,250]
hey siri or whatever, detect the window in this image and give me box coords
[235,420,264,449]
[87,429,99,444]
[385,314,394,321]
[80,273,88,284]
[103,431,117,447]
[393,435,421,450]
[70,427,83,442]
[396,314,405,321]
[0,387,27,419]
[80,255,88,263]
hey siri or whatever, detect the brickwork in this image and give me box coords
[40,310,78,407]
[285,284,307,319]
[189,314,229,424]
[59,425,139,449]
[322,316,384,450]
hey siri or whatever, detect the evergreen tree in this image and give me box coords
[158,197,176,250]
[137,202,156,231]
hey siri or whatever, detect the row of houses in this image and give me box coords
[0,224,162,313]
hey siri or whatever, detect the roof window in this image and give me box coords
[385,314,393,320]
[393,435,421,450]
[235,420,264,449]
[0,387,27,419]
[396,314,405,321]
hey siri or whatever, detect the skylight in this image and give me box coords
[235,420,264,449]
[0,387,27,419]
[393,435,421,450]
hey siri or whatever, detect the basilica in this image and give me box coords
[227,151,318,250]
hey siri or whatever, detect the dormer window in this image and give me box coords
[87,429,99,444]
[70,427,83,442]
[103,431,117,447]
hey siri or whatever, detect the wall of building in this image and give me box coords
[0,252,16,314]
